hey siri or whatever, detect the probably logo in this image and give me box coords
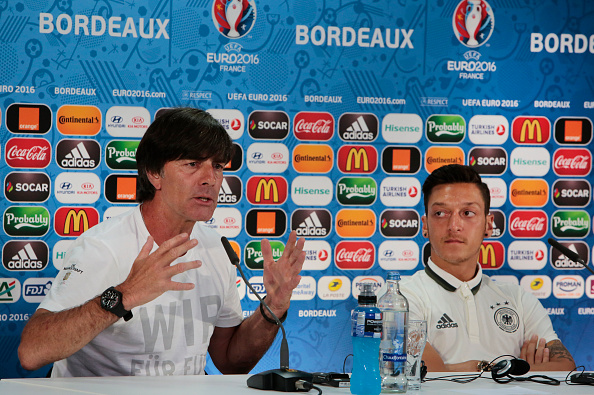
[56,139,100,169]
[4,172,51,202]
[218,175,242,205]
[424,146,465,173]
[378,240,419,271]
[551,210,590,238]
[6,103,52,134]
[5,137,51,168]
[379,177,421,207]
[553,275,584,299]
[509,210,547,238]
[453,0,495,48]
[335,209,375,238]
[509,147,550,177]
[553,148,592,177]
[4,206,50,237]
[468,147,507,175]
[335,241,375,270]
[436,313,458,329]
[56,105,101,135]
[551,241,589,269]
[511,116,550,144]
[246,176,288,205]
[426,114,465,143]
[208,109,244,140]
[104,174,138,203]
[554,117,592,145]
[338,113,379,142]
[293,112,334,141]
[248,111,290,140]
[318,276,350,300]
[381,113,423,143]
[292,144,333,173]
[246,143,289,173]
[380,210,420,238]
[244,240,284,270]
[245,209,287,237]
[552,179,591,207]
[490,209,505,238]
[0,278,21,303]
[494,307,519,333]
[291,209,332,238]
[478,242,504,269]
[509,179,548,207]
[291,176,333,206]
[105,106,150,137]
[381,146,422,174]
[23,277,53,303]
[468,115,508,145]
[302,240,332,270]
[507,241,548,270]
[336,177,377,205]
[105,140,139,170]
[337,146,378,174]
[212,0,256,39]
[54,207,99,237]
[2,241,49,271]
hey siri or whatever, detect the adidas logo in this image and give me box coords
[341,115,375,141]
[296,212,327,236]
[61,142,96,168]
[66,142,91,159]
[436,313,459,329]
[218,178,238,203]
[347,116,370,133]
[5,243,44,270]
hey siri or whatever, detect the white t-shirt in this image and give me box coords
[40,206,243,377]
[400,259,558,364]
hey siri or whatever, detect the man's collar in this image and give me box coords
[424,258,482,295]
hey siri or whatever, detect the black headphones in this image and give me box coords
[491,357,530,383]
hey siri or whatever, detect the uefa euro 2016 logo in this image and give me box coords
[212,0,256,39]
[452,0,494,48]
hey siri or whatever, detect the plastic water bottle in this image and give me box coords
[351,283,382,395]
[378,272,409,393]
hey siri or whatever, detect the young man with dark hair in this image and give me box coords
[400,164,575,372]
[19,108,306,377]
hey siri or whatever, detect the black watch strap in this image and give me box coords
[259,296,287,325]
[100,286,133,321]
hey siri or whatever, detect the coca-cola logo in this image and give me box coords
[335,241,375,270]
[5,138,51,168]
[553,148,592,176]
[509,210,548,238]
[293,112,334,141]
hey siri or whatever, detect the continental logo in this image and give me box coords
[292,144,333,173]
[335,209,375,238]
[56,105,101,136]
[336,145,378,174]
[554,117,592,145]
[424,146,464,173]
[246,176,288,205]
[54,207,99,237]
[478,242,504,270]
[511,116,550,144]
[510,179,549,207]
[6,103,52,134]
[381,146,422,174]
[245,209,287,237]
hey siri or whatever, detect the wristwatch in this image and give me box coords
[100,287,133,321]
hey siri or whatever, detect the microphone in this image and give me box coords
[547,238,594,275]
[221,237,313,391]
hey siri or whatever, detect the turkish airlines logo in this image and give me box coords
[56,139,101,169]
[6,103,52,134]
[478,242,505,270]
[554,117,592,145]
[508,241,547,270]
[468,115,509,145]
[337,145,378,174]
[293,112,334,141]
[4,172,51,203]
[245,209,287,237]
[509,210,547,238]
[335,241,375,270]
[218,175,242,205]
[552,179,591,207]
[512,116,550,144]
[302,240,332,270]
[553,148,592,176]
[291,209,332,238]
[338,113,379,142]
[381,146,422,174]
[54,207,99,237]
[5,138,51,168]
[246,176,288,205]
[248,111,290,140]
[468,147,507,175]
[207,108,244,140]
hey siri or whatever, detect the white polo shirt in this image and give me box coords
[400,259,558,364]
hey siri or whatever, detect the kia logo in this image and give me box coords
[271,152,283,160]
[81,183,94,190]
[224,217,236,225]
[131,117,144,124]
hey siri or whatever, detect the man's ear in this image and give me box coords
[147,171,162,191]
[484,213,494,238]
[421,214,428,238]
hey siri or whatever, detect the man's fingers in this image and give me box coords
[261,238,272,263]
[138,236,155,259]
[169,260,202,276]
[525,335,538,365]
[542,347,550,363]
[534,338,545,363]
[520,341,528,360]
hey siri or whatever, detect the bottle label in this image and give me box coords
[382,353,407,362]
[352,311,382,338]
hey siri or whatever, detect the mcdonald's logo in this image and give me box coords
[54,207,99,237]
[246,176,288,205]
[337,145,378,174]
[512,116,550,144]
[478,241,504,270]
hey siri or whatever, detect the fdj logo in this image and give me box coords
[244,241,284,270]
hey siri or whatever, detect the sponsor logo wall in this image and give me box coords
[0,0,592,378]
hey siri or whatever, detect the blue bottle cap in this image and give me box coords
[387,271,400,281]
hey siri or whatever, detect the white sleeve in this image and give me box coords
[400,278,427,322]
[214,262,243,328]
[519,288,559,343]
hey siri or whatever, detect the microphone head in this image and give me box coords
[221,236,239,266]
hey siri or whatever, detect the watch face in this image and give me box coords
[102,289,120,309]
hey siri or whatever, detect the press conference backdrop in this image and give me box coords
[0,0,593,379]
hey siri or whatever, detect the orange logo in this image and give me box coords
[56,105,101,135]
[229,240,241,262]
[392,149,411,171]
[19,107,39,131]
[335,209,375,238]
[116,177,137,201]
[564,120,583,142]
[293,144,333,173]
[424,146,465,173]
[509,179,549,207]
[256,211,276,234]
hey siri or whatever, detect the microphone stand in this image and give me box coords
[548,238,594,275]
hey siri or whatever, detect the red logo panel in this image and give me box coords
[54,207,99,237]
[511,116,551,144]
[337,145,378,174]
[246,176,288,205]
[335,241,375,269]
[5,138,51,168]
[509,210,548,238]
[553,148,592,176]
[478,241,505,270]
[293,112,334,141]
